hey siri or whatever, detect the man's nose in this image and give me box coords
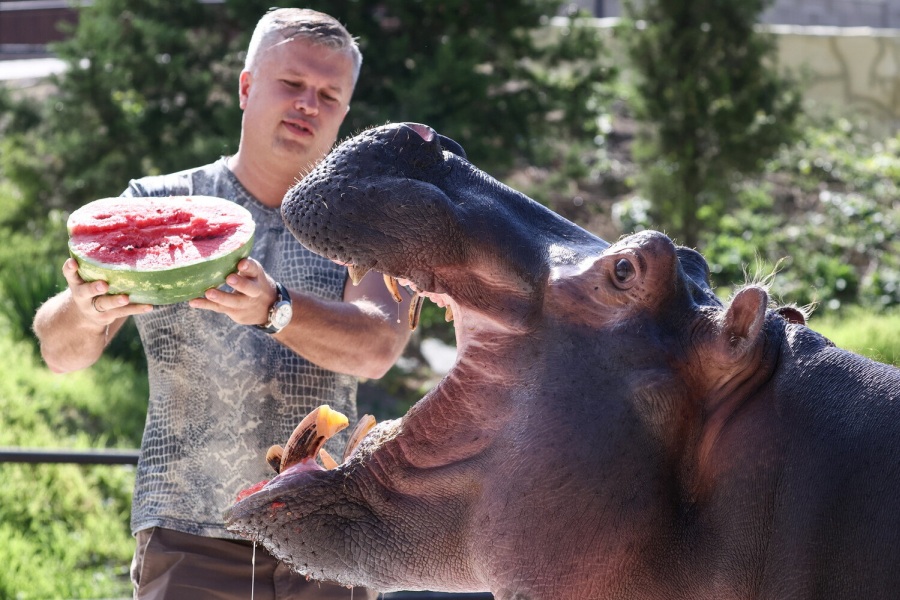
[294,88,319,115]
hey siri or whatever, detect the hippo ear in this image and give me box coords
[721,286,768,357]
[776,305,806,325]
[438,134,467,160]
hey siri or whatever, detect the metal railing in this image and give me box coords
[0,447,493,600]
[0,447,140,464]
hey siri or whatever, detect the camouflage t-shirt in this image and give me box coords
[124,158,357,539]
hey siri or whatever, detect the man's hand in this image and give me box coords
[188,258,276,326]
[62,258,152,323]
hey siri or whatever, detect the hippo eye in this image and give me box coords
[613,258,636,286]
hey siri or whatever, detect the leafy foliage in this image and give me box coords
[618,0,801,246]
[615,112,900,314]
[0,329,147,598]
[4,0,243,217]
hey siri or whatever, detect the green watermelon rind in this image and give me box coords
[68,197,256,306]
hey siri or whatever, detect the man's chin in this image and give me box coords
[275,139,329,172]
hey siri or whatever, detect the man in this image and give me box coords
[33,8,409,599]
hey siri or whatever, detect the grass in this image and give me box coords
[0,324,146,599]
[808,307,900,367]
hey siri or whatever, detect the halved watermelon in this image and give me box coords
[68,196,255,305]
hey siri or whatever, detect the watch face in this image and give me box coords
[271,302,293,330]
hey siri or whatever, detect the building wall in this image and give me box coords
[772,24,900,125]
[567,0,900,28]
[0,1,77,53]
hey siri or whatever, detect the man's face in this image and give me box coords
[239,37,354,177]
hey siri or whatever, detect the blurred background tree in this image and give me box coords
[618,0,802,247]
[4,0,242,220]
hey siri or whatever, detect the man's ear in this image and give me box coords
[238,70,252,110]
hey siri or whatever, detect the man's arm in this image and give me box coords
[189,258,412,379]
[33,258,152,373]
[282,269,412,379]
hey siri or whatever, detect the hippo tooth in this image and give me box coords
[266,444,284,474]
[279,405,350,472]
[342,414,377,462]
[318,448,339,469]
[347,264,370,286]
[444,305,454,323]
[383,274,404,303]
[408,293,425,330]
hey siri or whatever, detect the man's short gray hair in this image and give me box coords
[244,8,362,88]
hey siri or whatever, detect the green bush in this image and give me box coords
[0,324,146,599]
[614,113,900,314]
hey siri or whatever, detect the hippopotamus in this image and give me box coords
[226,123,900,599]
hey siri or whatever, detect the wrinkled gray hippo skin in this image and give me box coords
[227,123,900,599]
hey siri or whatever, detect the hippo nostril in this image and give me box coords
[406,123,436,142]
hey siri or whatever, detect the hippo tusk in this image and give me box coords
[318,448,339,470]
[383,274,404,303]
[444,305,454,323]
[347,264,370,286]
[279,405,349,473]
[266,444,284,474]
[408,293,425,330]
[343,414,377,462]
[265,410,374,477]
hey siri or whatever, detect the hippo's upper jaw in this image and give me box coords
[280,122,608,333]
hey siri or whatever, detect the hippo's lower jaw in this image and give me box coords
[225,409,402,589]
[226,462,379,587]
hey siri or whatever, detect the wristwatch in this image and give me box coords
[255,281,293,334]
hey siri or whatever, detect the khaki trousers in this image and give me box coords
[131,527,376,600]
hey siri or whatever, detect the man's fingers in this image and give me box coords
[197,288,244,310]
[237,257,262,277]
[90,294,126,314]
[89,294,151,317]
[63,258,88,286]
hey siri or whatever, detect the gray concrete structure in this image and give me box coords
[566,0,900,29]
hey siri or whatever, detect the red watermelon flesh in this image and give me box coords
[69,197,253,270]
[68,196,255,305]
